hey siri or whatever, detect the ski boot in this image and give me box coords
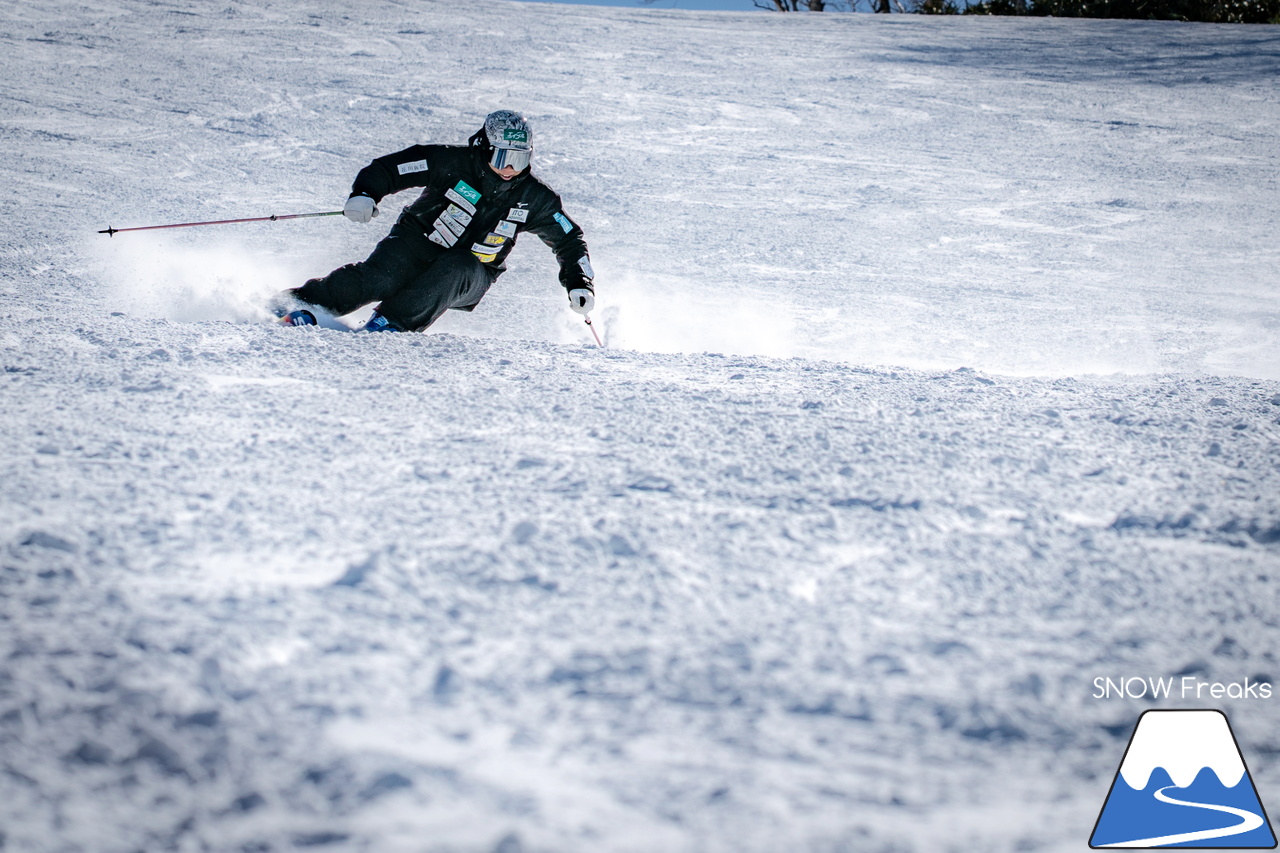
[278,310,317,327]
[269,289,321,327]
[363,312,399,332]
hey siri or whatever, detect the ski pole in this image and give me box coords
[584,314,603,348]
[98,210,344,237]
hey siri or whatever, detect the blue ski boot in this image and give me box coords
[363,312,399,332]
[269,290,324,327]
[278,309,317,327]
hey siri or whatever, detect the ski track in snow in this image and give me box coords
[1,1,1280,852]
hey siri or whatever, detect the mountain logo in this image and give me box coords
[1091,710,1276,849]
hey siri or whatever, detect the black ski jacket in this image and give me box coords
[349,144,593,294]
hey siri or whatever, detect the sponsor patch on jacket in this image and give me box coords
[432,222,459,247]
[437,213,464,237]
[554,212,574,234]
[506,208,529,223]
[483,234,506,247]
[453,180,481,205]
[444,204,472,227]
[494,220,517,238]
[578,256,595,280]
[471,243,499,263]
[444,187,476,215]
[397,159,428,175]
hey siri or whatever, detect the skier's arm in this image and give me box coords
[526,197,594,294]
[349,145,436,204]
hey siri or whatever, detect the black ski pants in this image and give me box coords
[294,221,496,332]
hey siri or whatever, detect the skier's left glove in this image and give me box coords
[567,288,594,315]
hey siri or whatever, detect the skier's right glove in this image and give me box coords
[567,288,595,315]
[343,195,379,223]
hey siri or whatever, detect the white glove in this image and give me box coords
[343,195,378,223]
[567,288,594,315]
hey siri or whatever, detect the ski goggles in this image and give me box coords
[489,145,532,172]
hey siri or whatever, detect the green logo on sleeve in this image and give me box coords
[453,181,482,205]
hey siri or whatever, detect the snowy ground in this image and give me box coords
[2,1,1279,852]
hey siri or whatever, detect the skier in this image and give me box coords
[272,110,595,332]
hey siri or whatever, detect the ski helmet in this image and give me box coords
[473,110,533,172]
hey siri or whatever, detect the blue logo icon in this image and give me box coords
[1091,710,1276,848]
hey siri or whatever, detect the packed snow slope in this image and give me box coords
[2,1,1280,852]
